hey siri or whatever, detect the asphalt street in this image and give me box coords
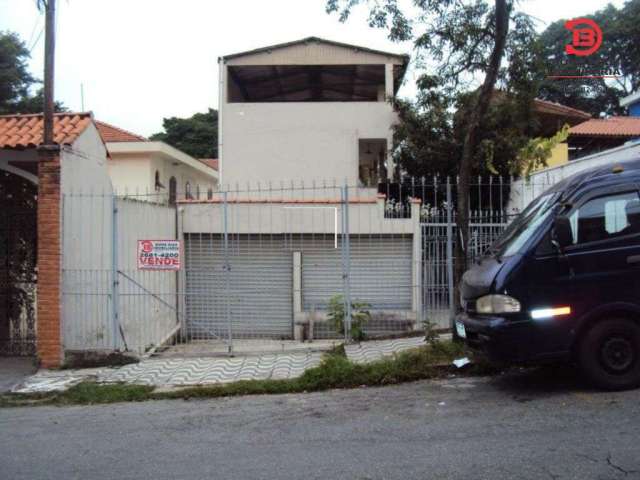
[1,367,639,480]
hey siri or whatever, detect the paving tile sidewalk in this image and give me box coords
[344,336,427,364]
[12,336,434,394]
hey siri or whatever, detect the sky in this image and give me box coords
[0,0,625,137]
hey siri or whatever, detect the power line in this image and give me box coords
[26,15,42,46]
[28,25,44,53]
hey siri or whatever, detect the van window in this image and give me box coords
[493,192,558,257]
[569,192,640,244]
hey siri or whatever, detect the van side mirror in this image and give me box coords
[552,216,573,249]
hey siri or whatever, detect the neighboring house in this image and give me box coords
[530,99,591,170]
[567,116,640,160]
[0,112,112,367]
[96,121,219,202]
[217,36,409,188]
[564,93,640,160]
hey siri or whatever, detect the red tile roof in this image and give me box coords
[199,158,219,171]
[0,112,93,149]
[569,116,640,137]
[533,99,591,122]
[96,120,147,142]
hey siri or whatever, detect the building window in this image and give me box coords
[207,188,213,200]
[185,181,192,200]
[196,185,201,200]
[154,170,165,192]
[169,177,177,205]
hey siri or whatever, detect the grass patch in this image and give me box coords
[1,340,498,407]
[0,383,154,408]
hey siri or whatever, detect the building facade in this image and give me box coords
[97,121,218,202]
[217,37,409,189]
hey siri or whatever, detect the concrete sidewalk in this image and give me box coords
[0,357,37,393]
[12,336,430,393]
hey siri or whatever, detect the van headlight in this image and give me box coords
[475,295,521,314]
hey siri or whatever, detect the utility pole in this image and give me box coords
[43,0,56,145]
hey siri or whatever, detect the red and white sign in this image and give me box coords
[137,240,181,270]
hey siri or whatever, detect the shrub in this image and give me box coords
[327,294,371,341]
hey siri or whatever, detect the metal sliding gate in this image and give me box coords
[181,184,418,352]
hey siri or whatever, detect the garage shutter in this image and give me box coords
[184,234,293,339]
[299,235,413,311]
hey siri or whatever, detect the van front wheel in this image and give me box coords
[578,318,640,391]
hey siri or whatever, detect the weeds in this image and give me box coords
[0,340,497,408]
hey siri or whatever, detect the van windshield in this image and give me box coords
[491,192,559,258]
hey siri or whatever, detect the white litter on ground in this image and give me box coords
[453,357,471,368]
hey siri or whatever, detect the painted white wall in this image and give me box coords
[221,102,397,187]
[108,153,151,196]
[149,154,217,200]
[115,198,178,353]
[509,141,640,213]
[60,124,181,354]
[60,123,116,351]
[108,145,218,200]
[181,199,414,235]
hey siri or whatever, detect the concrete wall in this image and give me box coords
[115,198,178,353]
[60,125,180,355]
[107,144,218,200]
[181,198,414,236]
[509,141,640,213]
[108,153,151,195]
[220,102,397,187]
[149,154,217,200]
[60,124,116,352]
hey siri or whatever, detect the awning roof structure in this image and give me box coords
[228,64,403,102]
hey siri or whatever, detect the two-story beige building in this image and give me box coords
[217,37,409,188]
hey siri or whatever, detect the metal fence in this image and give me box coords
[60,176,553,357]
[416,176,554,327]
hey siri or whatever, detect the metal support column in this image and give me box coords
[341,185,352,341]
[446,179,455,329]
[111,195,120,350]
[222,191,233,355]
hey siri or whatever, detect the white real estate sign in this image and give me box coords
[137,240,181,270]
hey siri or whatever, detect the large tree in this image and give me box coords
[0,31,35,114]
[327,0,538,312]
[0,31,65,114]
[150,109,219,159]
[537,1,640,117]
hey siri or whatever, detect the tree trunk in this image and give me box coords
[453,0,510,319]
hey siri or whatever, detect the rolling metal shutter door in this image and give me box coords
[300,235,413,311]
[184,234,293,339]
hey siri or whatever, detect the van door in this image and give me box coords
[563,186,640,320]
[527,185,640,357]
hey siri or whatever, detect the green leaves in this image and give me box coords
[150,109,219,159]
[515,124,570,178]
[327,294,371,342]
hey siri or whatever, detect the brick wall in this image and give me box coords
[37,147,62,368]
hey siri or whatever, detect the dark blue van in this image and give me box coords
[457,159,640,390]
